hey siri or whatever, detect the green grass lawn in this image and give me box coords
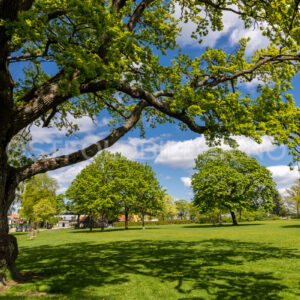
[1,220,300,299]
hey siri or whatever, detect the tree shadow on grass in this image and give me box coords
[69,227,160,233]
[11,232,28,236]
[281,225,300,228]
[12,238,300,299]
[184,223,264,229]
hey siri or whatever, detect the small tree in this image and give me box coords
[192,148,276,225]
[157,194,178,221]
[66,151,164,230]
[56,194,66,215]
[175,200,190,220]
[285,179,300,217]
[66,152,122,231]
[272,191,287,217]
[19,174,59,227]
[32,198,57,226]
[132,163,165,229]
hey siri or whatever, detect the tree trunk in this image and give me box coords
[0,162,19,282]
[89,214,93,232]
[142,214,145,230]
[125,210,128,230]
[230,211,238,226]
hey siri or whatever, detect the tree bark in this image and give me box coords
[239,210,242,222]
[125,210,128,230]
[0,155,19,282]
[142,214,145,230]
[89,214,93,232]
[230,211,238,226]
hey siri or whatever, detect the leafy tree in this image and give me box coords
[175,200,190,220]
[66,152,122,231]
[19,174,59,226]
[285,179,300,217]
[56,194,66,215]
[272,191,287,216]
[132,163,165,229]
[66,151,164,230]
[157,194,178,221]
[188,202,204,222]
[32,198,57,225]
[191,148,276,225]
[0,0,299,273]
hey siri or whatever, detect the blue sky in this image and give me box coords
[11,7,299,200]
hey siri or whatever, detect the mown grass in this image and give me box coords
[1,220,300,299]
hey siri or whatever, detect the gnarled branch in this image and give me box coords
[15,100,148,182]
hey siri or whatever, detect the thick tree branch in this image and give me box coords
[15,100,148,182]
[0,0,34,19]
[126,0,156,31]
[7,53,54,62]
[112,0,127,12]
[118,84,208,134]
[42,107,57,127]
[12,71,109,136]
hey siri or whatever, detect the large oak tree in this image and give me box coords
[191,148,277,225]
[0,0,299,275]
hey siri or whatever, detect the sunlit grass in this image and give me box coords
[1,220,300,299]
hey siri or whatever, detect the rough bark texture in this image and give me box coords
[89,214,93,232]
[125,210,129,230]
[0,146,19,279]
[142,214,145,230]
[230,211,238,226]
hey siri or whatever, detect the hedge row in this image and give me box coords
[113,220,195,227]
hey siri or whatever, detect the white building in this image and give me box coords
[56,212,78,228]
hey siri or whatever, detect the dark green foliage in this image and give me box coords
[66,151,164,230]
[192,148,277,225]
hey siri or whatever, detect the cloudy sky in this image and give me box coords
[11,7,299,200]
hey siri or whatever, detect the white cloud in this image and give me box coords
[230,24,269,56]
[109,137,161,161]
[47,136,162,194]
[278,188,289,197]
[98,117,111,127]
[49,160,91,195]
[174,4,241,48]
[174,4,269,55]
[267,165,299,189]
[30,116,108,144]
[181,177,192,188]
[155,135,276,168]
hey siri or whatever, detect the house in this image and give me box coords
[8,214,23,226]
[56,212,78,228]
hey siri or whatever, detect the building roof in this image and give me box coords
[9,214,19,219]
[118,215,126,222]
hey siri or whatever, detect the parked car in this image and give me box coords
[47,224,53,229]
[16,225,23,232]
